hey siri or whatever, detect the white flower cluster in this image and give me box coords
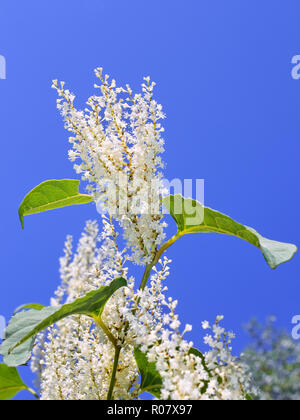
[32,219,138,400]
[124,269,256,400]
[52,70,167,265]
[31,220,256,400]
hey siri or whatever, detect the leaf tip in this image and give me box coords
[264,242,297,269]
[18,208,24,230]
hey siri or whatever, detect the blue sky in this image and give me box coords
[0,0,299,399]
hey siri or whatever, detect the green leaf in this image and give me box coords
[18,179,93,229]
[0,277,126,367]
[14,303,45,315]
[134,348,163,398]
[0,364,28,400]
[163,194,297,269]
[189,347,205,359]
[189,347,210,376]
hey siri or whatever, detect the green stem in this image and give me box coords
[132,263,155,314]
[104,232,183,401]
[93,317,120,400]
[27,387,40,400]
[152,232,184,266]
[139,263,154,291]
[107,346,121,400]
[139,232,184,292]
[136,232,184,303]
[95,317,118,348]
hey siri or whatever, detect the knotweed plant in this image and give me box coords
[0,69,297,401]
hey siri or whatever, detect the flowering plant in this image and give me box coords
[0,69,297,400]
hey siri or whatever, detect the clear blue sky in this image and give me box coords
[0,0,299,399]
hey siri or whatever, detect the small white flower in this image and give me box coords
[202,321,210,330]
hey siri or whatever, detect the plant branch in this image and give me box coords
[107,346,121,400]
[152,232,184,266]
[138,232,184,294]
[95,317,118,349]
[139,263,154,291]
[27,387,40,400]
[105,231,184,400]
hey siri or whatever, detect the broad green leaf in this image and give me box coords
[0,277,126,367]
[134,348,163,398]
[14,303,45,315]
[163,194,297,269]
[0,364,28,400]
[19,179,93,229]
